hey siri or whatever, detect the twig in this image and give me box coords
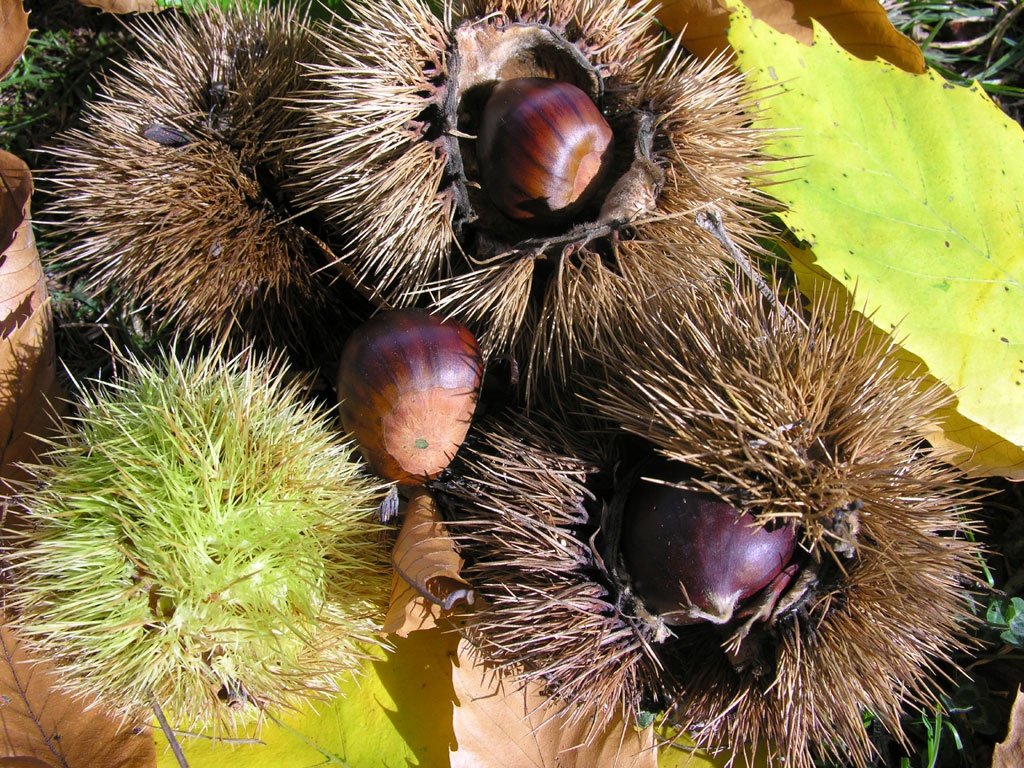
[695,207,801,331]
[222,684,350,765]
[301,225,394,311]
[138,722,265,745]
[259,707,352,767]
[151,693,190,768]
[236,682,352,767]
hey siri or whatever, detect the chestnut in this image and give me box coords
[476,77,614,225]
[337,309,483,485]
[621,461,797,625]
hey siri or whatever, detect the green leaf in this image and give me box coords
[727,3,1024,478]
[155,630,458,768]
[1009,611,1024,639]
[1001,629,1024,648]
[987,598,1009,627]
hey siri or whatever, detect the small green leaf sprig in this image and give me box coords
[986,595,1024,647]
[4,348,391,727]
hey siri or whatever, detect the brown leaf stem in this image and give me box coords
[149,695,188,768]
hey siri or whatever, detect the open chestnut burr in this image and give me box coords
[294,0,770,397]
[435,276,981,768]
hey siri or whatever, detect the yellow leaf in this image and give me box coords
[156,629,459,768]
[730,8,1024,477]
[788,242,1024,477]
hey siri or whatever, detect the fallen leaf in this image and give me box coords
[384,489,475,637]
[994,687,1024,768]
[155,629,459,768]
[0,623,156,768]
[76,0,161,12]
[730,8,1024,477]
[0,0,28,80]
[0,152,32,256]
[450,639,657,768]
[384,569,444,637]
[0,152,59,495]
[787,242,1024,477]
[655,726,772,767]
[656,738,735,767]
[658,0,923,73]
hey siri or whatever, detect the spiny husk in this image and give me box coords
[294,0,771,394]
[439,411,671,732]
[590,275,972,548]
[294,0,453,298]
[443,274,981,767]
[44,4,351,359]
[4,348,391,728]
[587,275,982,767]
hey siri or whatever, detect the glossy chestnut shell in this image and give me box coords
[477,77,614,225]
[621,461,797,625]
[337,309,483,485]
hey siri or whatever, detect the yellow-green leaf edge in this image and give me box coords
[727,2,1024,477]
[154,629,458,768]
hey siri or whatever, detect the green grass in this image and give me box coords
[889,0,1024,121]
[0,20,127,167]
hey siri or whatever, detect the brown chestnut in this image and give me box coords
[621,461,797,625]
[337,309,483,485]
[477,77,614,225]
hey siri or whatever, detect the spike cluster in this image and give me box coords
[438,275,981,768]
[44,5,351,358]
[294,0,771,393]
[4,350,391,726]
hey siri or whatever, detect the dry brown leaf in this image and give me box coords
[0,152,59,495]
[659,0,924,73]
[0,757,55,767]
[76,0,161,12]
[450,639,657,768]
[994,687,1024,768]
[384,489,475,636]
[383,569,443,637]
[0,0,29,81]
[0,623,156,768]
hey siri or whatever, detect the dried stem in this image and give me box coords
[139,724,265,746]
[695,207,800,331]
[238,684,352,767]
[151,693,190,768]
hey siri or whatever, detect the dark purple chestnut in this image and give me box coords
[477,77,614,225]
[621,461,797,625]
[337,309,483,485]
